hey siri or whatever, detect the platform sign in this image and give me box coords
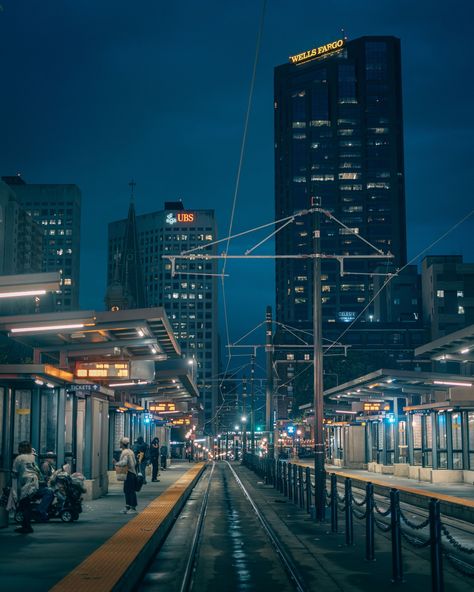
[363,402,391,414]
[171,418,191,426]
[149,402,177,413]
[75,362,130,379]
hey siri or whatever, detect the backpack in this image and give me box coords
[135,473,144,492]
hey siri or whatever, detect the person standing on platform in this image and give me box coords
[160,442,168,471]
[11,441,40,534]
[133,435,149,484]
[115,437,138,514]
[150,437,160,482]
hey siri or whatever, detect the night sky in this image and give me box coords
[1,1,473,356]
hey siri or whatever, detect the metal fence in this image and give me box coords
[243,453,474,591]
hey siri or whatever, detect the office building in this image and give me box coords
[274,35,407,330]
[422,255,474,339]
[0,180,43,276]
[3,175,82,311]
[108,201,218,432]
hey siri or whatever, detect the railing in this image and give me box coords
[243,453,474,591]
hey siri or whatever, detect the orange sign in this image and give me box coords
[149,402,177,413]
[75,362,129,379]
[177,212,195,223]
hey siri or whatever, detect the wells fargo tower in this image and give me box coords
[274,36,407,330]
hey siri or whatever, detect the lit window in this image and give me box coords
[286,354,295,361]
[457,291,464,298]
[437,290,444,298]
[458,306,465,314]
[304,354,310,361]
[63,278,72,286]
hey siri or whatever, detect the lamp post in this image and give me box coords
[250,353,255,455]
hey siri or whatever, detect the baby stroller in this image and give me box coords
[15,470,86,524]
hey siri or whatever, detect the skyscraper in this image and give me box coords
[274,36,406,330]
[3,175,81,311]
[108,201,218,432]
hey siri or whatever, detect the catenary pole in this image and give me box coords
[265,306,274,457]
[312,198,326,520]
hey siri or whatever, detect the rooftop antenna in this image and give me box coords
[128,179,136,204]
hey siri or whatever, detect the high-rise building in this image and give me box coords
[274,36,407,330]
[3,175,81,311]
[422,255,474,339]
[108,200,218,432]
[0,180,43,276]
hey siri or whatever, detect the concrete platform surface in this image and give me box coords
[0,461,198,592]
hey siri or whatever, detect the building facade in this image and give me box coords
[422,255,474,340]
[3,175,82,311]
[0,180,43,276]
[274,35,407,329]
[108,201,218,432]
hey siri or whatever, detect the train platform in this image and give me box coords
[294,460,474,511]
[0,461,205,592]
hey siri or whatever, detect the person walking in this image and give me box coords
[160,442,168,471]
[150,437,160,482]
[11,441,40,533]
[114,437,138,514]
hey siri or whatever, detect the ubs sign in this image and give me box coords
[166,212,195,225]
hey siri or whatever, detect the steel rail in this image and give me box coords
[225,461,308,592]
[179,462,216,592]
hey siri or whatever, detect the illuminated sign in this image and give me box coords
[171,418,191,426]
[149,402,177,413]
[363,402,391,413]
[75,362,129,379]
[166,212,195,225]
[289,38,345,64]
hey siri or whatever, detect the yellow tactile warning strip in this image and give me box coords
[50,463,205,592]
[293,461,474,508]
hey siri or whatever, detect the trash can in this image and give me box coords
[0,469,9,528]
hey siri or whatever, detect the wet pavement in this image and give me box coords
[140,462,294,592]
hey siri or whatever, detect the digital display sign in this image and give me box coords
[75,362,129,379]
[149,402,177,413]
[289,39,345,65]
[171,418,191,426]
[363,402,391,413]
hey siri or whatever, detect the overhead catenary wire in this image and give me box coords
[218,0,267,393]
[326,205,474,354]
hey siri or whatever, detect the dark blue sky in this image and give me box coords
[1,0,473,351]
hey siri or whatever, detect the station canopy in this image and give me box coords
[415,323,474,363]
[324,368,474,412]
[0,307,198,401]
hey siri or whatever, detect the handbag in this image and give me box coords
[115,464,128,482]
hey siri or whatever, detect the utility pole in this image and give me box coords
[312,197,326,521]
[265,305,274,457]
[242,375,247,456]
[250,352,255,454]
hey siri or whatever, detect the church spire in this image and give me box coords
[105,182,146,311]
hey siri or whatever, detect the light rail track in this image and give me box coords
[139,461,309,592]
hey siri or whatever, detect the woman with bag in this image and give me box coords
[114,437,138,514]
[11,441,40,533]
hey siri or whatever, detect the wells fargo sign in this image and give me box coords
[289,39,345,64]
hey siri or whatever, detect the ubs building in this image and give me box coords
[274,36,407,332]
[108,202,218,433]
